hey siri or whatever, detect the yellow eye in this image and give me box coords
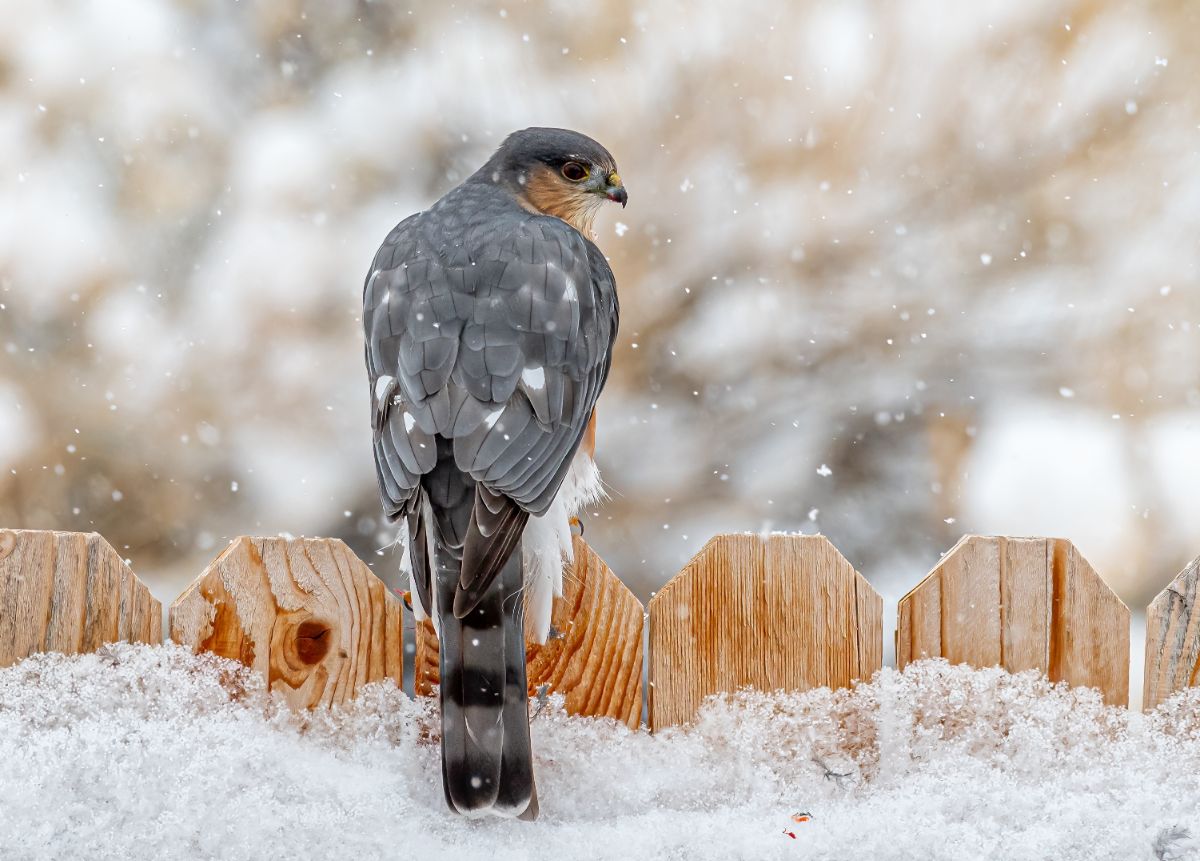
[561,162,588,182]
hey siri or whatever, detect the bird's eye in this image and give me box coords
[561,162,588,182]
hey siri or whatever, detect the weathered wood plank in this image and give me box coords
[896,535,1130,706]
[0,528,161,667]
[854,570,883,675]
[1143,556,1200,712]
[1051,540,1129,704]
[1001,537,1051,673]
[169,536,402,709]
[942,534,1002,667]
[896,562,941,668]
[414,536,644,729]
[648,533,882,731]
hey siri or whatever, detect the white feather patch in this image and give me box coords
[374,374,395,405]
[521,450,605,643]
[392,519,426,623]
[560,451,606,514]
[520,366,546,390]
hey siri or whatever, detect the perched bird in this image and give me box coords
[362,128,625,819]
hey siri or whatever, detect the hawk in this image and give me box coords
[362,128,626,819]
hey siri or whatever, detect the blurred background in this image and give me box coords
[1,0,1197,680]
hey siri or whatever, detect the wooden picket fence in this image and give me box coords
[1,526,1198,725]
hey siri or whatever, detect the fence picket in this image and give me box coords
[896,535,1130,705]
[0,528,160,667]
[648,533,882,730]
[169,536,403,708]
[1144,555,1200,711]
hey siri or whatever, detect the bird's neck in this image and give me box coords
[514,169,603,238]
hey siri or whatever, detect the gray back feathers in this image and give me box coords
[364,179,617,519]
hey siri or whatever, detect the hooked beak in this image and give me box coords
[600,171,628,208]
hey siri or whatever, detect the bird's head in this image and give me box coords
[477,127,627,236]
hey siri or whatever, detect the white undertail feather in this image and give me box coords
[522,451,605,644]
[521,501,572,644]
[557,449,606,516]
[395,452,604,644]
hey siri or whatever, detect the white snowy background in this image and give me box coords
[1,0,1198,617]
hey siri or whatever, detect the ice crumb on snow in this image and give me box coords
[2,645,1200,860]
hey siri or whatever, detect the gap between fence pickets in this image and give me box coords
[0,527,1195,719]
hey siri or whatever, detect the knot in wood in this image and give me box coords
[0,530,14,561]
[294,619,332,665]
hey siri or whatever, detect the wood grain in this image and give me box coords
[170,536,403,709]
[0,528,161,667]
[414,536,644,729]
[1144,555,1200,711]
[896,535,1130,706]
[647,533,883,731]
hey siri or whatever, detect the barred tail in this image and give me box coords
[436,538,537,819]
[494,545,538,819]
[426,445,537,819]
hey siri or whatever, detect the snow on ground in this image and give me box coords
[2,645,1199,861]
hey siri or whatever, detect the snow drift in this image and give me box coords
[1,644,1198,860]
